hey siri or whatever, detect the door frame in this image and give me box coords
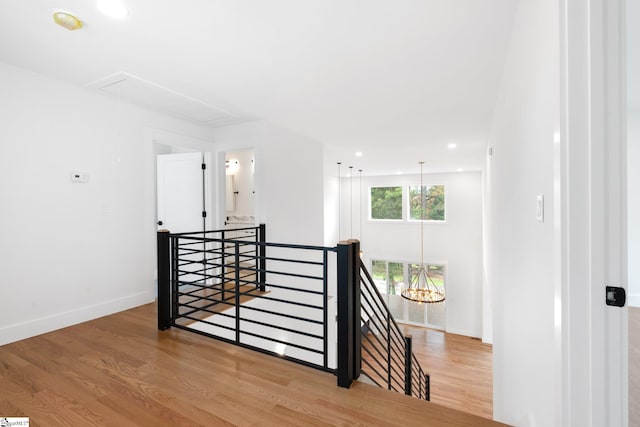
[218,147,256,229]
[560,0,627,424]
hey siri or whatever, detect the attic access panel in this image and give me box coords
[86,72,235,124]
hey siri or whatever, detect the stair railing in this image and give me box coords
[359,264,430,400]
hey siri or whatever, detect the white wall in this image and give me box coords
[0,61,215,345]
[344,172,484,338]
[212,121,325,246]
[629,109,640,307]
[485,0,559,425]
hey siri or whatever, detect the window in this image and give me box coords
[371,259,445,329]
[370,186,403,220]
[408,184,445,221]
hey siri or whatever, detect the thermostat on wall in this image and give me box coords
[71,171,90,183]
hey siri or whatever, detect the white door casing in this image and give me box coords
[560,0,628,425]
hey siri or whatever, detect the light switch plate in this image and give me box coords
[536,194,544,222]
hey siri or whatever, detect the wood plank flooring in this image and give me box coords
[630,306,639,426]
[0,303,505,426]
[400,325,493,420]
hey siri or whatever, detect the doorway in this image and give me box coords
[223,149,255,230]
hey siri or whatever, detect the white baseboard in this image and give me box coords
[0,291,155,346]
[629,293,640,308]
[445,327,481,339]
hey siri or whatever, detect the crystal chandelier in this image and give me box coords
[401,162,445,304]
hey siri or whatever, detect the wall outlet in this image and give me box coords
[71,171,90,183]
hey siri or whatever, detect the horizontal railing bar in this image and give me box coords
[171,226,259,237]
[177,313,236,332]
[230,303,324,325]
[176,303,324,342]
[172,235,337,253]
[178,300,224,319]
[177,295,323,325]
[171,324,335,374]
[234,278,323,295]
[251,268,324,281]
[179,285,223,298]
[237,316,324,341]
[178,289,224,302]
[238,328,323,355]
[240,294,323,311]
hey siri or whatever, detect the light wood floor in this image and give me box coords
[400,325,493,420]
[0,303,505,426]
[630,307,639,426]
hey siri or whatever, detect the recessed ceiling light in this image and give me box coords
[97,0,129,19]
[448,143,457,149]
[53,11,83,30]
[355,151,363,157]
[396,171,402,175]
[457,168,463,172]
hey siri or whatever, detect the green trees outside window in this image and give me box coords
[370,185,445,221]
[409,185,445,221]
[370,186,403,220]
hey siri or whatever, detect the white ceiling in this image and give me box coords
[0,0,520,175]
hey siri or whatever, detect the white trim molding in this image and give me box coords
[560,0,628,425]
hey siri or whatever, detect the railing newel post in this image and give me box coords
[157,229,171,330]
[387,313,392,390]
[336,240,354,388]
[221,231,226,302]
[171,237,179,323]
[404,335,412,396]
[258,223,266,292]
[425,374,430,401]
[235,241,241,343]
[350,239,361,380]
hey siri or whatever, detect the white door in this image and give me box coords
[157,152,204,233]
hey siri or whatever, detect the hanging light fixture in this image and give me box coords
[359,169,363,256]
[337,162,342,240]
[349,165,354,239]
[401,162,445,304]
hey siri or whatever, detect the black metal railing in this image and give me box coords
[158,225,337,372]
[358,255,431,400]
[158,232,429,400]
